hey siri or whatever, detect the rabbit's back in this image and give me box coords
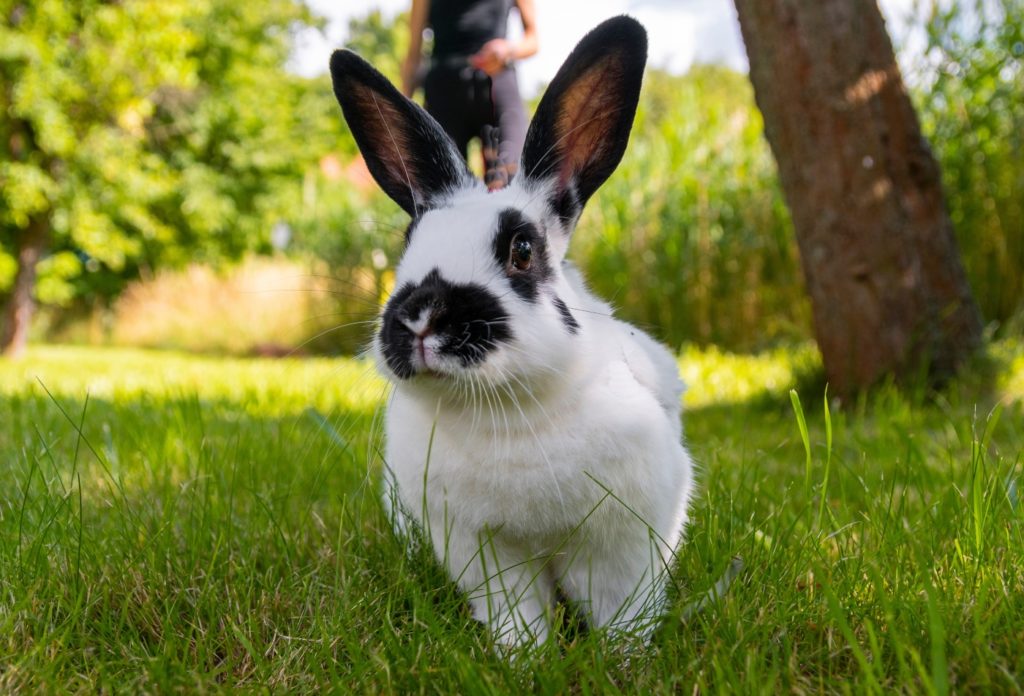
[563,263,686,434]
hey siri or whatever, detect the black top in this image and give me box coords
[428,0,513,57]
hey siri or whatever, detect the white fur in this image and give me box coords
[376,177,695,649]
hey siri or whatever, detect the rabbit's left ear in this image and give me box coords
[330,50,472,217]
[520,16,647,225]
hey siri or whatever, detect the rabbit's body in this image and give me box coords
[385,336,692,642]
[385,338,689,543]
[331,16,695,648]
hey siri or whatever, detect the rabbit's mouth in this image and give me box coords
[379,268,512,380]
[410,334,447,376]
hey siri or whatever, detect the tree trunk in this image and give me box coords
[1,216,47,358]
[733,0,982,395]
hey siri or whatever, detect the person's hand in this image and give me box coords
[470,38,514,76]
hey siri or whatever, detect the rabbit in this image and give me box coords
[329,15,695,650]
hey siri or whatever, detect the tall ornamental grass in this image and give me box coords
[573,67,807,351]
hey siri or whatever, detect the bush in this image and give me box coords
[98,257,359,355]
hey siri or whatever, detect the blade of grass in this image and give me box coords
[818,387,833,530]
[790,389,812,494]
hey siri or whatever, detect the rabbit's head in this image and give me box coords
[330,17,647,393]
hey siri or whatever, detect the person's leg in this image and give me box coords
[489,68,528,177]
[425,66,473,160]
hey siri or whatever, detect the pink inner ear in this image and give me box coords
[351,82,419,191]
[553,55,626,188]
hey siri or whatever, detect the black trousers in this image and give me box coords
[424,62,528,174]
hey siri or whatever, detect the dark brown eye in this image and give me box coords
[510,235,532,271]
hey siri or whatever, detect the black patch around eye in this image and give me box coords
[379,268,512,379]
[492,208,552,302]
[552,296,580,334]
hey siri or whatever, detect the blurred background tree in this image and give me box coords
[0,0,339,356]
[343,8,409,85]
[734,0,982,394]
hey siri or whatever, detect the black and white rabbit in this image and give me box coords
[330,16,695,649]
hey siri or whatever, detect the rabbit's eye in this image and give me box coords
[510,235,533,271]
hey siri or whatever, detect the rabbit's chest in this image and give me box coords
[386,368,681,534]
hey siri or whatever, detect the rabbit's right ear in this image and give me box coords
[330,50,472,217]
[520,16,647,226]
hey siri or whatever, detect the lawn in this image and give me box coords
[1,343,1022,693]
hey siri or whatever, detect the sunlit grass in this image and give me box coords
[0,345,385,416]
[678,342,821,408]
[1,343,1022,692]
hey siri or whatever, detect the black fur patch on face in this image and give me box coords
[403,217,420,247]
[552,296,580,334]
[379,268,512,379]
[492,209,552,302]
[549,188,580,228]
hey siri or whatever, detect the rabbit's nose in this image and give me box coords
[400,279,448,333]
[401,307,435,338]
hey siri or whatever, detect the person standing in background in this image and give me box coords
[401,0,538,190]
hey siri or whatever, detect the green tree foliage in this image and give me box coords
[285,9,414,353]
[278,9,412,274]
[0,0,336,349]
[344,9,410,86]
[911,0,1024,330]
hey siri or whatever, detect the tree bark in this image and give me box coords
[1,216,48,358]
[733,0,982,395]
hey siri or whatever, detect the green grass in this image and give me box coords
[1,343,1022,693]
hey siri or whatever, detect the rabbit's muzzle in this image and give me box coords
[379,268,513,379]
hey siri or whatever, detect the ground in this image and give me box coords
[1,343,1021,693]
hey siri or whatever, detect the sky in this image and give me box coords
[292,0,924,96]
